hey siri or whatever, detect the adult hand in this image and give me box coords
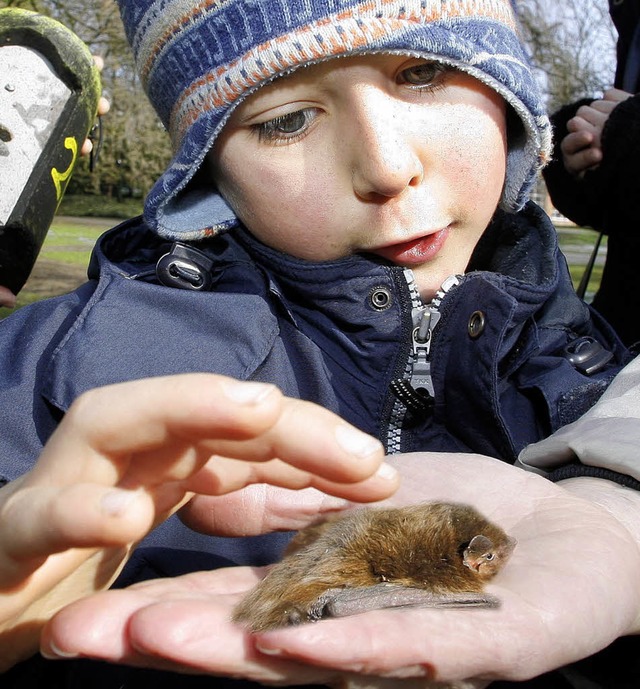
[0,285,16,308]
[41,452,640,686]
[562,88,633,177]
[0,373,396,670]
[80,56,110,157]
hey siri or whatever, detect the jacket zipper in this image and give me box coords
[386,272,461,454]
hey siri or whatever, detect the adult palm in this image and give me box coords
[42,452,640,687]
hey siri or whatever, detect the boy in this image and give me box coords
[2,0,640,687]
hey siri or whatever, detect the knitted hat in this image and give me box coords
[116,0,551,241]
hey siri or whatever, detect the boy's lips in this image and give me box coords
[371,228,449,266]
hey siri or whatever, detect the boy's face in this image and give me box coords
[209,54,507,300]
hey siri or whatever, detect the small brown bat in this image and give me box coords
[233,501,516,632]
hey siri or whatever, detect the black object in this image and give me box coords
[0,8,101,296]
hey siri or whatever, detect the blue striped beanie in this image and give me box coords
[116,0,551,241]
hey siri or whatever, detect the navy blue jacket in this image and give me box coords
[0,202,630,687]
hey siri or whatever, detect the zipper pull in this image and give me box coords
[390,274,460,416]
[390,306,440,414]
[409,307,440,398]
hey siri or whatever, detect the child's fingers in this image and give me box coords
[179,461,396,536]
[185,454,397,501]
[30,375,285,486]
[12,371,394,570]
[0,483,155,566]
[65,375,283,454]
[192,397,386,484]
[179,486,349,536]
[36,374,388,491]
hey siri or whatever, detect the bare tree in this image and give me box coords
[513,0,617,111]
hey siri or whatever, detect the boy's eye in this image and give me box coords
[400,62,447,88]
[254,108,316,143]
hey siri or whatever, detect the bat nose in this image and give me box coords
[463,554,486,572]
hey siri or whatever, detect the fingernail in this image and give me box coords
[375,462,399,481]
[319,496,350,510]
[220,380,277,405]
[101,488,138,517]
[254,641,283,656]
[335,424,382,458]
[41,640,79,660]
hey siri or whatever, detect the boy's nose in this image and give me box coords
[350,94,424,201]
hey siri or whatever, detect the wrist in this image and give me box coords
[560,477,640,634]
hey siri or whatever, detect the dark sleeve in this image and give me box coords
[594,93,640,237]
[542,98,605,229]
[543,94,640,235]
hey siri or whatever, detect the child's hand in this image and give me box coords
[562,88,633,177]
[0,373,395,669]
[40,452,640,685]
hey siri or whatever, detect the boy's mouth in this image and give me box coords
[371,228,449,266]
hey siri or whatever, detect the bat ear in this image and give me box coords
[467,534,494,554]
[503,535,517,557]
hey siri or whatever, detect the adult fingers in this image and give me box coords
[251,602,535,682]
[42,572,337,686]
[587,99,620,116]
[561,128,593,154]
[601,87,633,105]
[127,599,335,684]
[0,286,16,309]
[573,104,609,132]
[560,131,602,176]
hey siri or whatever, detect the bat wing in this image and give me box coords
[310,583,501,619]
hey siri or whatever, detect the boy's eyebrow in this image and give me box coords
[228,77,310,122]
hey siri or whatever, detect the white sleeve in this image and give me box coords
[516,355,640,483]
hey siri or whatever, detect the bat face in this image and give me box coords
[462,533,517,579]
[233,501,516,632]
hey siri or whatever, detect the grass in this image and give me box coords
[556,226,607,301]
[0,216,113,319]
[0,218,607,320]
[57,194,143,220]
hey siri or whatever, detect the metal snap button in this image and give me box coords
[468,310,486,338]
[369,286,393,311]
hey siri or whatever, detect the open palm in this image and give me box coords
[41,451,640,686]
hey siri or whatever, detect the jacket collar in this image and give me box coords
[43,203,571,420]
[89,202,568,332]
